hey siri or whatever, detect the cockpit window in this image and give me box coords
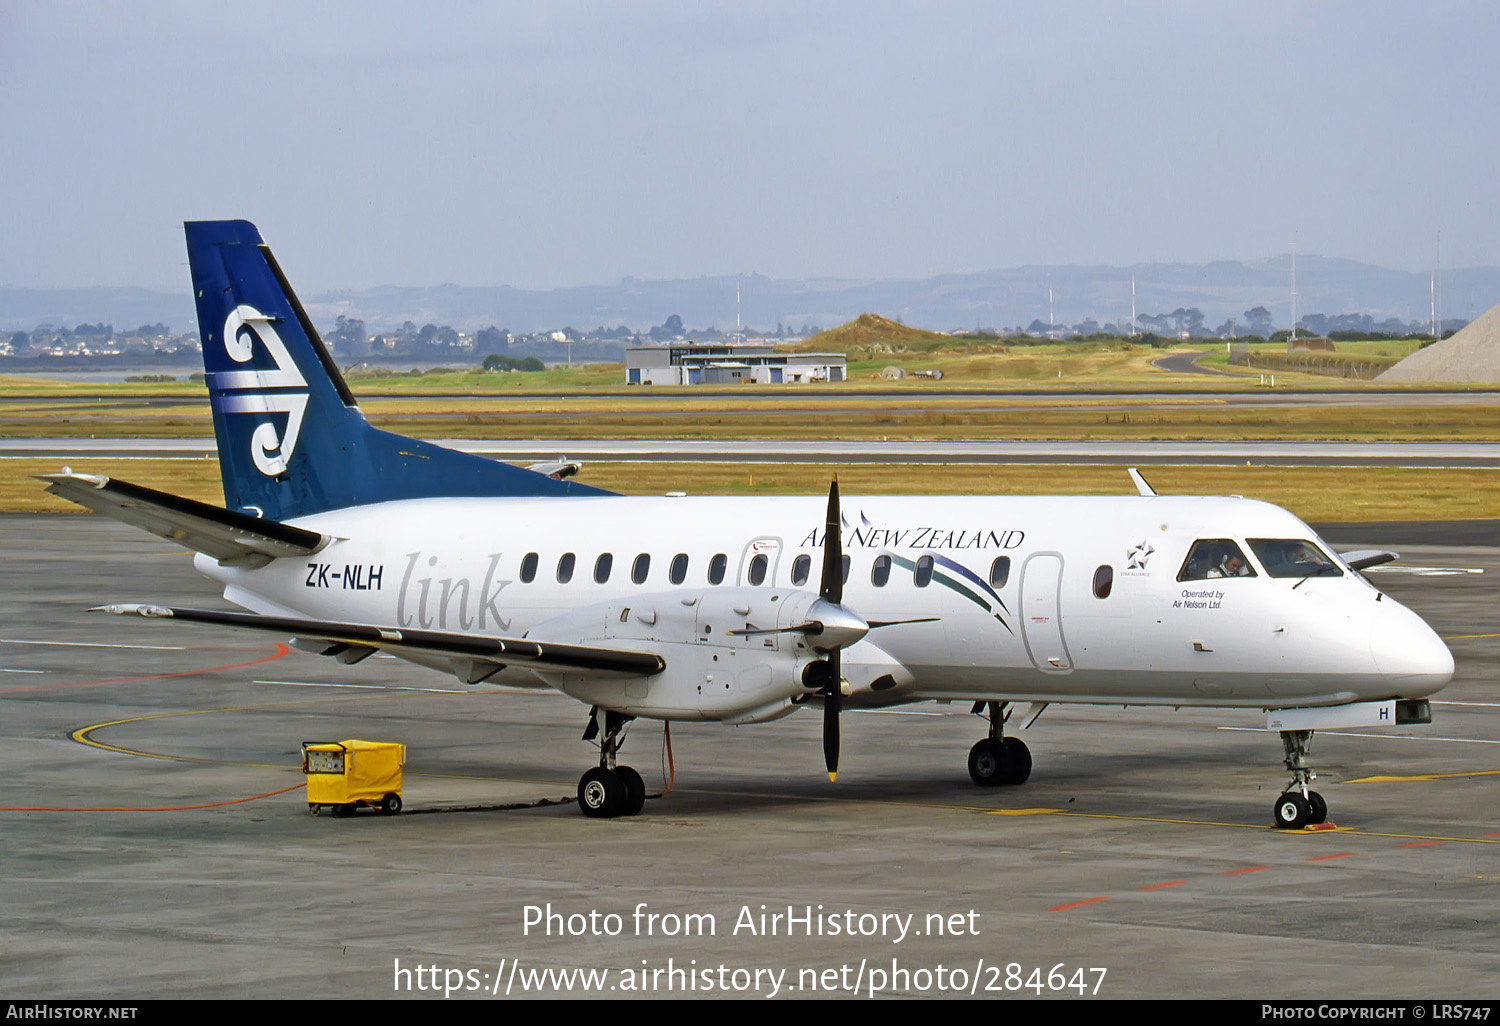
[1178,539,1256,581]
[1247,539,1342,579]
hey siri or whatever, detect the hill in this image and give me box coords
[796,313,952,351]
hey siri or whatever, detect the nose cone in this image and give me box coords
[805,599,869,651]
[1369,601,1454,697]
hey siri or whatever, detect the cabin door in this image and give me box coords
[1020,552,1072,673]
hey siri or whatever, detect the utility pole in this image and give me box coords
[1289,242,1298,343]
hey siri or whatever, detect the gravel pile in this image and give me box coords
[1379,301,1500,382]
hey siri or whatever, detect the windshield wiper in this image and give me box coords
[1292,564,1341,589]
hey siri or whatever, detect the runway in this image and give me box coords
[1,514,1495,999]
[6,435,1499,467]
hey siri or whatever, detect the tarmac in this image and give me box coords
[1,514,1496,1000]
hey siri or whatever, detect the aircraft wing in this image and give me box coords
[38,472,328,568]
[94,603,667,680]
[1339,549,1400,571]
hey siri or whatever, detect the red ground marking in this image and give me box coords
[0,782,304,813]
[1392,841,1446,849]
[1221,866,1271,875]
[0,644,292,694]
[1306,853,1357,862]
[1139,881,1187,891]
[1046,897,1111,913]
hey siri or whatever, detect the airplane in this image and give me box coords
[40,219,1454,828]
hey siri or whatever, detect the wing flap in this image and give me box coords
[94,603,666,679]
[38,472,328,566]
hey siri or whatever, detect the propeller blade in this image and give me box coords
[866,616,941,629]
[821,477,842,606]
[726,621,822,638]
[823,649,841,781]
[819,476,842,780]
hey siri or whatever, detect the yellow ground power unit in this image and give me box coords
[301,739,405,817]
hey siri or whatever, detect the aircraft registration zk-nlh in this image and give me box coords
[41,220,1454,827]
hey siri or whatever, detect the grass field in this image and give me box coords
[4,341,1494,521]
[2,393,1496,442]
[8,457,1496,523]
[0,339,1449,397]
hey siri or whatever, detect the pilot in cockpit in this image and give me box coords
[1206,550,1251,578]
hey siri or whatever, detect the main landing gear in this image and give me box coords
[1272,729,1328,829]
[968,700,1032,787]
[577,707,647,819]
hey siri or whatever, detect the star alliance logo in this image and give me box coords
[1126,540,1155,570]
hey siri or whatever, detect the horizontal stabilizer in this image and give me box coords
[39,472,327,568]
[93,603,667,679]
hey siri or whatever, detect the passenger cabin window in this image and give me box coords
[632,553,650,584]
[1247,539,1342,579]
[669,553,689,585]
[1178,539,1256,581]
[520,552,538,584]
[791,554,811,587]
[595,553,613,584]
[871,554,892,587]
[708,553,728,585]
[1093,564,1114,598]
[748,553,768,586]
[990,556,1010,589]
[556,552,576,584]
[914,554,934,588]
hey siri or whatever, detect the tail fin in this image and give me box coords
[185,220,610,521]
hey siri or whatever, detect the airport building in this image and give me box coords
[625,343,846,385]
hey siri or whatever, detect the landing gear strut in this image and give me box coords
[1272,729,1328,829]
[577,707,647,818]
[968,700,1032,787]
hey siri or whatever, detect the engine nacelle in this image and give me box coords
[528,587,829,722]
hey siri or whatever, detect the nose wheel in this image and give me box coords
[1272,729,1329,828]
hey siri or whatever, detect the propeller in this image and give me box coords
[723,477,938,781]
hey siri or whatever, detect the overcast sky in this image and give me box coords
[2,1,1496,293]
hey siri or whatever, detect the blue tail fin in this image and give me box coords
[185,220,610,520]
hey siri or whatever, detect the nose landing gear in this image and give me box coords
[1272,729,1328,829]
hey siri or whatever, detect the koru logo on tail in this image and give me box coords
[212,305,310,477]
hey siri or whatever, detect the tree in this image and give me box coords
[327,316,368,356]
[1243,307,1274,336]
[474,326,508,353]
[650,314,685,342]
[1299,313,1329,337]
[482,354,545,372]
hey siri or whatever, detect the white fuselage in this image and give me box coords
[195,492,1453,720]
